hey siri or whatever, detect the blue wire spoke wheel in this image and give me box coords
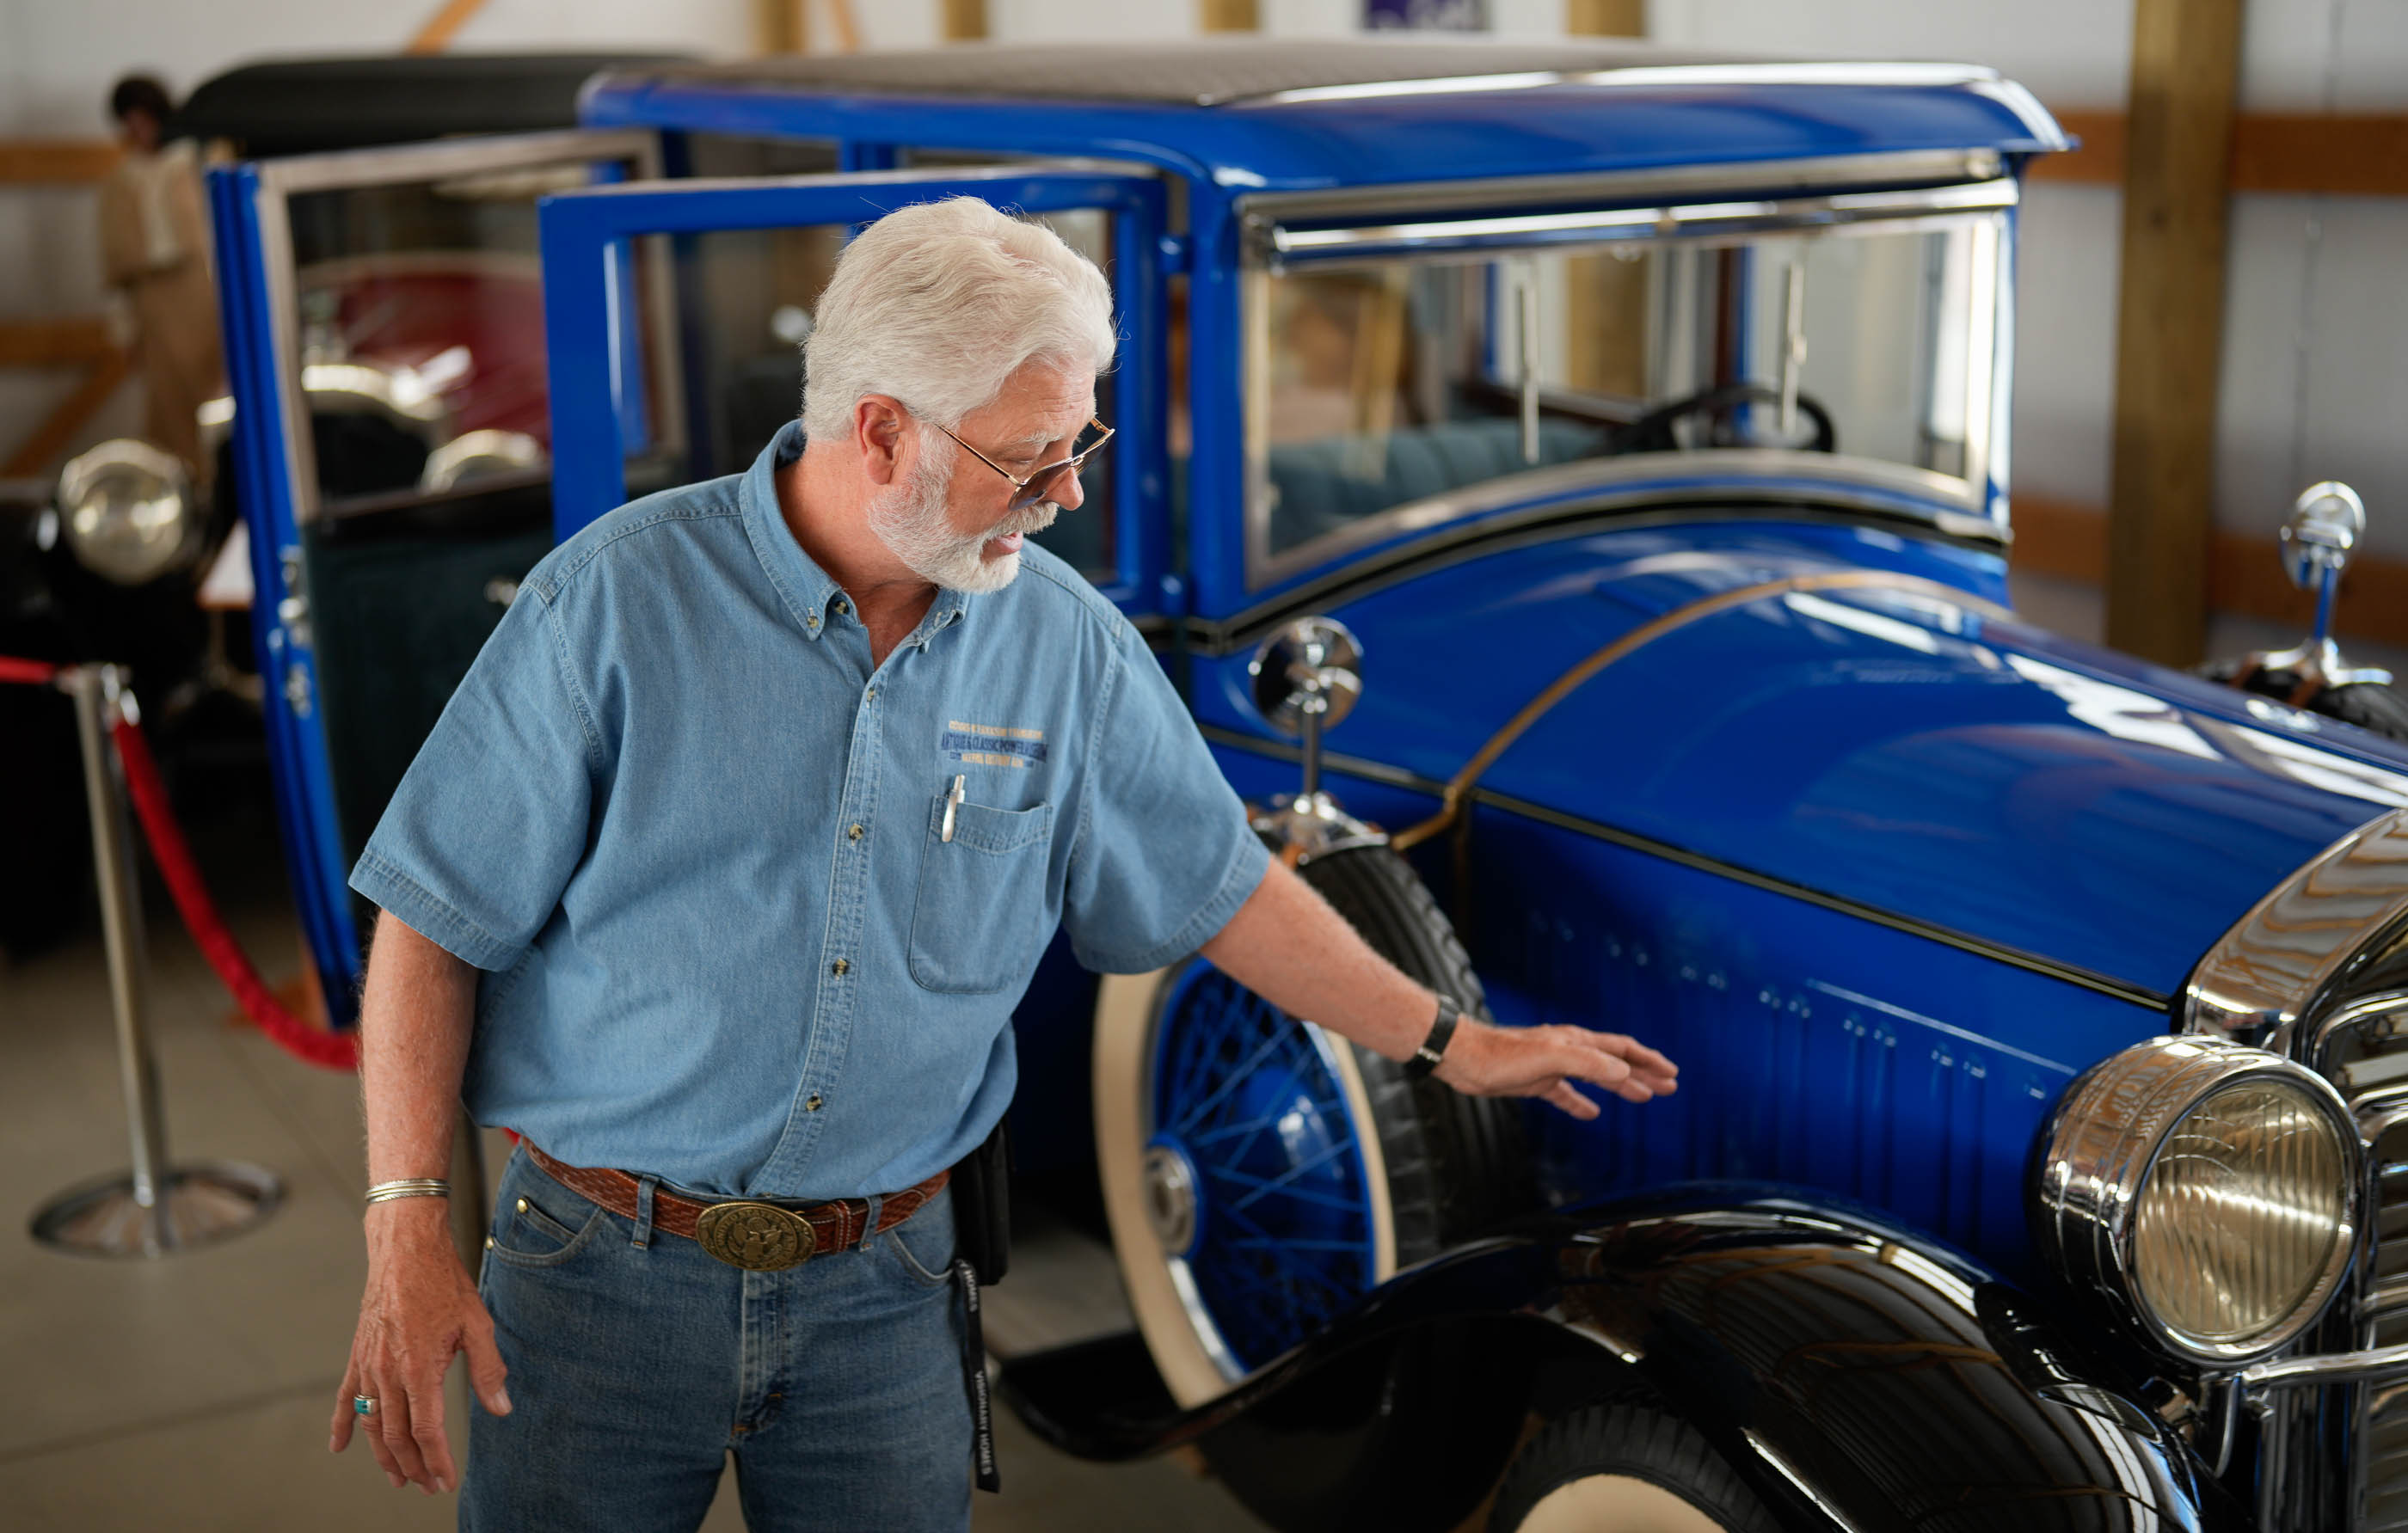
[1144,960,1385,1375]
[1095,843,1524,1418]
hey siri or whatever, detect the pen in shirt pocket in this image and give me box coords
[942,774,966,843]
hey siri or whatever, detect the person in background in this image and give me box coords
[98,74,224,481]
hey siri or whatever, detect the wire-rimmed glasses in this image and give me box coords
[930,415,1113,511]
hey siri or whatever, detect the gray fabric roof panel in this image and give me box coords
[600,38,1765,108]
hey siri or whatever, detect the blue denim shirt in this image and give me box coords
[352,422,1268,1199]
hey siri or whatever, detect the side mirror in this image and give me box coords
[2281,481,2365,594]
[2263,481,2391,691]
[1249,616,1362,742]
[1246,616,1379,861]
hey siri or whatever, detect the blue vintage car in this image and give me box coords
[205,38,2408,1533]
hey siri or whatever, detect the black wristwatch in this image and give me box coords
[1404,995,1460,1080]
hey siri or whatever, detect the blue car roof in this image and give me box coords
[581,38,2067,195]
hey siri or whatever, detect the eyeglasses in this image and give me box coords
[928,415,1114,511]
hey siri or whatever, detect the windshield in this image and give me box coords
[1245,206,2005,583]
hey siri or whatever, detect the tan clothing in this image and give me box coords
[98,141,223,475]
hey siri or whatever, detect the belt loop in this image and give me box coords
[632,1174,658,1249]
[859,1193,883,1250]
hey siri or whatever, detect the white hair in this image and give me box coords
[801,197,1116,444]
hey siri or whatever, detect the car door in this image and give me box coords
[210,130,664,1015]
[531,162,1170,618]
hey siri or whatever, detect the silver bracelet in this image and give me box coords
[364,1179,451,1205]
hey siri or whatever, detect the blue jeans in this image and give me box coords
[464,1147,973,1532]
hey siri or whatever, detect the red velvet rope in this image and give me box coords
[5,654,358,1068]
[108,714,360,1070]
[6,657,359,1070]
[0,655,58,687]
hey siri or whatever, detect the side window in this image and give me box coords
[1248,212,2000,580]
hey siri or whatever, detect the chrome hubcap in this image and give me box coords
[1142,1141,1198,1256]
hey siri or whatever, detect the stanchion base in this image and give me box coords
[29,1162,283,1259]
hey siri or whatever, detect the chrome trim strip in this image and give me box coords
[250,130,663,526]
[1246,61,2035,111]
[1230,149,2011,226]
[537,156,1152,201]
[1196,723,2172,1010]
[2311,990,2408,1085]
[2242,1341,2408,1390]
[2183,807,2408,1048]
[1262,179,2018,270]
[251,129,659,198]
[1560,62,2003,91]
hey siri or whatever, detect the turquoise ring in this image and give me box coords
[353,1395,378,1416]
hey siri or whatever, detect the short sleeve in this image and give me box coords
[348,590,600,972]
[1061,626,1269,972]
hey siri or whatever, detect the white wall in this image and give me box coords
[3,0,2404,563]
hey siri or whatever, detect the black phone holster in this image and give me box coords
[949,1115,1011,1285]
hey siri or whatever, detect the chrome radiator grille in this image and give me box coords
[2319,995,2408,1531]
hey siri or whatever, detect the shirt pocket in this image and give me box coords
[908,794,1054,996]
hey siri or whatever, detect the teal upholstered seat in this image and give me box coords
[1267,417,1606,556]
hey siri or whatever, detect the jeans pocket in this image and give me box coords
[907,794,1053,995]
[487,1181,606,1269]
[882,1192,957,1289]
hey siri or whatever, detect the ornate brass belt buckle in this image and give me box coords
[695,1201,817,1271]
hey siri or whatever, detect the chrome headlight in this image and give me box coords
[2033,1035,2360,1364]
[56,438,197,586]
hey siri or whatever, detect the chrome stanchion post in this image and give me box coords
[85,666,168,1243]
[30,664,283,1259]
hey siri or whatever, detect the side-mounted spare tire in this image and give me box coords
[2194,655,2408,744]
[1093,842,1533,1532]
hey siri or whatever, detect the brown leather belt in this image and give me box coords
[524,1142,949,1272]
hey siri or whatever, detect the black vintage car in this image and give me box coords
[0,52,677,954]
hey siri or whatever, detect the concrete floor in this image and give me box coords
[0,813,1263,1532]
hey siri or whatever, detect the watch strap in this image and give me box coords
[1405,995,1460,1080]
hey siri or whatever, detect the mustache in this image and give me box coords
[982,500,1060,541]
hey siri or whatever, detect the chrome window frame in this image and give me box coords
[1235,168,2016,592]
[247,129,671,524]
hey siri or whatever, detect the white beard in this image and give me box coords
[865,445,1058,594]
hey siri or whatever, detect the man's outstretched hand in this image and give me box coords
[1433,1019,1679,1119]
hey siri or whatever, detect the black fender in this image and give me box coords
[999,1189,2252,1533]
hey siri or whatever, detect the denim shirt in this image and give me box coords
[352,422,1268,1199]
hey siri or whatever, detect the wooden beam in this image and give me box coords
[752,0,805,52]
[824,0,860,53]
[1199,0,1259,31]
[2026,110,2408,196]
[0,138,120,184]
[2013,494,2408,651]
[3,351,132,478]
[943,0,987,42]
[2024,110,2125,186]
[1563,0,1647,397]
[2231,114,2408,195]
[2104,0,2246,666]
[0,317,114,369]
[406,0,488,54]
[1565,0,1645,34]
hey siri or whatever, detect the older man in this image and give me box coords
[329,197,1675,1531]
